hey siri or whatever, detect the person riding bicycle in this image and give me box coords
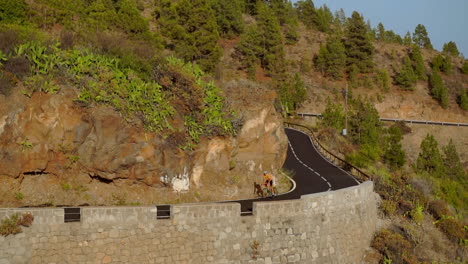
[262,171,276,197]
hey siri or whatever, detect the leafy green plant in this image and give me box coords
[112,193,127,206]
[409,203,424,225]
[0,213,33,237]
[14,192,24,200]
[17,140,33,151]
[61,183,72,191]
[0,214,21,236]
[0,50,7,67]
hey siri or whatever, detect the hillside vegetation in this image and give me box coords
[0,0,467,263]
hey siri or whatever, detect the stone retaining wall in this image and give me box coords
[0,181,379,264]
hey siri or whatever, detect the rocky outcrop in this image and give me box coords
[0,88,287,206]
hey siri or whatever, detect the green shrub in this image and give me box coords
[380,200,397,216]
[462,60,468,74]
[371,229,418,264]
[0,214,21,236]
[376,69,390,92]
[0,0,27,23]
[409,204,424,225]
[14,192,23,200]
[0,213,33,236]
[436,218,466,243]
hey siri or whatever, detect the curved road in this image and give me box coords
[235,128,359,214]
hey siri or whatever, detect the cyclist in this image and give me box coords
[262,171,276,197]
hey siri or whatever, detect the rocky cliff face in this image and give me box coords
[0,87,287,206]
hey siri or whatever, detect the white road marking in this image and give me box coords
[287,139,332,191]
[286,127,361,185]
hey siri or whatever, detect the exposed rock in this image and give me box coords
[0,87,287,206]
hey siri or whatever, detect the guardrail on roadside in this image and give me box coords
[284,122,372,183]
[297,113,468,127]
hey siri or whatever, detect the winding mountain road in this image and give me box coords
[234,128,360,214]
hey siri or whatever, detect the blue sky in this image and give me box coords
[293,0,468,56]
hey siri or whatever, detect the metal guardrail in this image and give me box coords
[297,113,468,127]
[284,122,372,183]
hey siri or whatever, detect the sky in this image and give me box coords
[293,0,468,56]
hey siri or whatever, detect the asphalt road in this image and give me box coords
[235,128,359,214]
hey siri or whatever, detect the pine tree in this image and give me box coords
[442,41,459,57]
[116,0,149,34]
[376,22,385,41]
[413,24,432,49]
[0,0,27,23]
[395,56,417,90]
[314,4,333,32]
[409,45,427,80]
[429,69,449,108]
[403,31,412,46]
[277,73,306,114]
[321,98,345,130]
[334,8,346,27]
[442,139,465,182]
[244,0,259,15]
[295,0,315,29]
[462,60,468,74]
[157,0,222,72]
[349,98,381,146]
[344,11,374,73]
[212,0,244,38]
[459,88,468,110]
[383,125,406,169]
[314,35,346,79]
[417,134,444,177]
[256,2,285,75]
[376,69,390,91]
[235,24,261,79]
[432,54,452,74]
[86,0,117,30]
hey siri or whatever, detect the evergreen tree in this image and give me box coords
[157,0,222,72]
[256,2,285,75]
[277,73,306,114]
[395,56,417,90]
[384,30,402,44]
[334,8,346,27]
[376,22,385,41]
[321,98,345,130]
[86,0,117,31]
[403,31,412,46]
[0,0,27,23]
[314,35,346,79]
[383,125,406,169]
[442,139,465,182]
[244,0,259,15]
[413,24,432,49]
[314,4,333,32]
[442,41,459,57]
[295,0,315,29]
[344,11,374,73]
[376,69,390,91]
[349,98,381,146]
[212,0,244,38]
[116,0,149,34]
[417,134,444,177]
[235,24,261,79]
[429,69,448,108]
[432,54,452,74]
[459,88,468,110]
[409,45,427,80]
[462,60,468,74]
